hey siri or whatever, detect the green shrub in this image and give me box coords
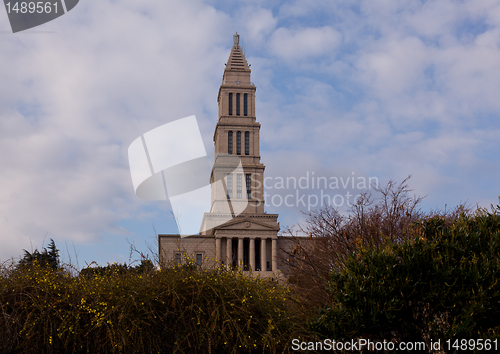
[310,206,500,348]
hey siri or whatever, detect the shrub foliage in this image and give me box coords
[310,206,500,347]
[4,181,500,353]
[0,262,309,353]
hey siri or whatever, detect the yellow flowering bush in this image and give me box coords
[0,261,311,353]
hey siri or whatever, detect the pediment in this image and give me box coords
[215,216,279,231]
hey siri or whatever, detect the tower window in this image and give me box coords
[246,174,251,199]
[237,174,242,199]
[228,131,233,154]
[228,93,233,115]
[196,253,203,266]
[227,173,233,199]
[245,132,249,155]
[236,131,241,155]
[236,93,240,116]
[244,93,248,116]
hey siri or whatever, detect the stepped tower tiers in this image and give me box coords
[160,34,283,276]
[200,32,278,230]
[208,32,264,217]
[200,33,280,272]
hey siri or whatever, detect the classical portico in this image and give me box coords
[210,215,279,274]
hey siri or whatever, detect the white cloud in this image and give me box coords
[268,26,342,59]
[242,7,277,44]
[252,0,500,220]
[1,0,500,265]
[356,36,430,98]
[0,0,230,263]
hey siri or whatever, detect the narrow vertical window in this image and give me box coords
[237,174,242,199]
[236,131,241,155]
[246,174,251,199]
[236,93,240,116]
[228,93,233,115]
[228,131,233,154]
[196,253,203,266]
[244,93,248,116]
[245,132,249,155]
[175,253,181,265]
[227,173,233,199]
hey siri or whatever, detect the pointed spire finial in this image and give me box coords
[233,32,239,46]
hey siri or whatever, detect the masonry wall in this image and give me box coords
[159,234,313,278]
[277,236,316,277]
[159,235,216,269]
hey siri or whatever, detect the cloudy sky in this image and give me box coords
[1,0,499,268]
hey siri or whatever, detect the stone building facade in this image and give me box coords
[159,34,304,277]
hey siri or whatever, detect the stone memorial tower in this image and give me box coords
[159,34,281,276]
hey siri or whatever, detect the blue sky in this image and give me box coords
[1,0,499,268]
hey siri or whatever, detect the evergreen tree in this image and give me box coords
[19,239,60,270]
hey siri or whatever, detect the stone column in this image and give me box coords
[249,238,255,272]
[238,237,244,269]
[261,238,266,271]
[215,238,221,265]
[272,238,277,272]
[226,237,232,268]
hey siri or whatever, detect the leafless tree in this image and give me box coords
[281,176,427,307]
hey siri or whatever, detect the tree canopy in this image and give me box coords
[310,206,500,345]
[18,238,60,270]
